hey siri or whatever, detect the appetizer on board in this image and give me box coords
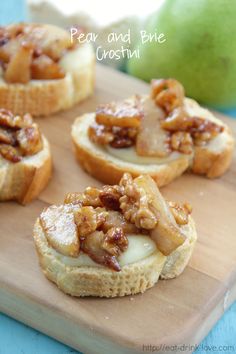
[0,23,95,116]
[33,174,197,297]
[72,79,234,186]
[0,108,52,204]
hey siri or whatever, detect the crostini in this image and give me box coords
[72,79,234,187]
[0,108,52,204]
[0,23,95,116]
[33,174,197,297]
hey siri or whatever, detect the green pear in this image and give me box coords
[127,0,236,108]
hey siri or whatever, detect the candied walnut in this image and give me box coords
[102,227,128,257]
[64,192,84,205]
[99,185,122,210]
[89,122,138,148]
[64,187,102,207]
[170,131,193,154]
[151,79,185,113]
[119,173,158,230]
[0,110,42,161]
[74,206,107,236]
[161,107,224,148]
[0,144,22,162]
[84,187,103,207]
[0,109,33,129]
[169,201,192,225]
[96,98,143,128]
[89,123,114,145]
[16,123,43,156]
[161,107,192,131]
[80,230,121,271]
[0,128,15,145]
[110,126,138,148]
[102,210,139,234]
[190,118,224,145]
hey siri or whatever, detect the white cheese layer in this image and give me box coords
[106,145,182,165]
[49,235,157,268]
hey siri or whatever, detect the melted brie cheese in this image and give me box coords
[106,145,183,165]
[49,235,157,268]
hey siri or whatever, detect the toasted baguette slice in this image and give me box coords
[33,219,166,297]
[0,136,52,204]
[33,214,196,297]
[0,44,95,117]
[71,97,234,187]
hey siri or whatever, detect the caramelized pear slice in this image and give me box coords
[133,175,186,255]
[4,43,33,84]
[31,55,65,80]
[40,204,79,257]
[136,97,170,157]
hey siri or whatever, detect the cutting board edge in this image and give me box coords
[0,268,235,354]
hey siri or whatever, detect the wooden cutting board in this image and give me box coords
[0,64,235,354]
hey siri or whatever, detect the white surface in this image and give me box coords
[28,0,162,27]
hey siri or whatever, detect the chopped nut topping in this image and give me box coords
[88,123,114,145]
[102,227,128,257]
[119,173,158,230]
[151,79,185,113]
[170,131,193,155]
[64,187,102,207]
[0,127,15,145]
[0,109,43,162]
[0,109,32,129]
[160,107,191,131]
[84,187,103,207]
[64,192,84,205]
[0,144,22,162]
[96,99,143,128]
[88,98,143,150]
[99,185,122,210]
[169,201,192,225]
[16,123,43,156]
[89,122,138,148]
[161,107,224,149]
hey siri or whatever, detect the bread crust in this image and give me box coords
[161,216,197,279]
[0,44,95,116]
[33,219,166,297]
[71,98,234,187]
[0,137,52,204]
[192,128,234,178]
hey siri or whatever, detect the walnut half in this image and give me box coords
[119,173,158,230]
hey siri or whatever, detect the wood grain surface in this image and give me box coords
[0,64,235,354]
